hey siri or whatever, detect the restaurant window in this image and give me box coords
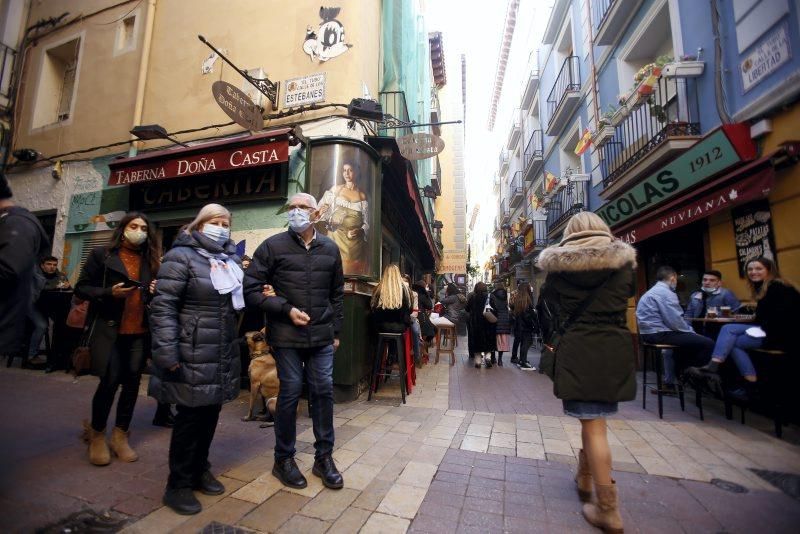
[32,35,82,128]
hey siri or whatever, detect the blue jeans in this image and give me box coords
[410,319,421,363]
[712,323,761,378]
[28,308,49,358]
[273,345,335,461]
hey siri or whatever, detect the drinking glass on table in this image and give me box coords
[706,306,718,319]
[720,306,732,318]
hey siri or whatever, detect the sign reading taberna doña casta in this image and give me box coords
[283,73,326,108]
[596,126,754,228]
[211,80,263,131]
[740,22,790,93]
[397,133,446,161]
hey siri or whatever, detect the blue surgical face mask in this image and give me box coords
[202,223,230,244]
[287,208,312,232]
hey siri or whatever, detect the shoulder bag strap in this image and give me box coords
[82,261,108,345]
[556,271,615,339]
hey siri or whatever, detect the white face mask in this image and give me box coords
[202,223,230,244]
[701,286,718,294]
[124,229,147,246]
[287,208,313,232]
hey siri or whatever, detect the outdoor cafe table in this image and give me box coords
[689,315,755,338]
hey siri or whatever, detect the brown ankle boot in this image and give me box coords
[575,449,592,502]
[110,426,138,462]
[82,420,110,466]
[582,481,624,533]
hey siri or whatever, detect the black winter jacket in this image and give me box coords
[75,245,154,378]
[489,288,512,335]
[244,229,344,348]
[755,280,800,351]
[512,304,538,336]
[0,206,49,354]
[465,291,496,352]
[370,289,412,334]
[537,234,637,403]
[149,232,241,407]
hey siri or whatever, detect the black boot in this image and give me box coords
[497,353,503,367]
[272,457,308,489]
[699,360,721,374]
[193,470,225,495]
[152,403,176,428]
[312,454,344,489]
[162,487,202,515]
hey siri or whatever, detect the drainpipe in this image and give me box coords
[584,0,601,128]
[129,0,157,157]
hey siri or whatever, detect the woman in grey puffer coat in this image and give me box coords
[149,204,242,516]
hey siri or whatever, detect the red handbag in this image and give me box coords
[66,297,89,329]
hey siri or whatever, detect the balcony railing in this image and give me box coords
[500,199,511,223]
[509,171,524,207]
[546,178,588,234]
[523,129,544,180]
[600,76,700,187]
[592,0,614,31]
[533,218,550,249]
[498,149,510,175]
[507,109,522,149]
[0,41,17,103]
[546,55,580,130]
[379,91,412,138]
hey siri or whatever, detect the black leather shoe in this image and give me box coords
[272,458,307,489]
[194,470,225,495]
[312,454,344,489]
[162,487,202,515]
[152,412,175,428]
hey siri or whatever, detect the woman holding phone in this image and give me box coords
[149,203,243,515]
[75,212,160,467]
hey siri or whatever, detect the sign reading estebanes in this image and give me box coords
[283,73,326,108]
[397,133,445,160]
[212,80,263,131]
[108,139,289,186]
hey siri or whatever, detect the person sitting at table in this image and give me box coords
[685,270,740,319]
[27,256,71,365]
[636,266,715,393]
[688,257,800,399]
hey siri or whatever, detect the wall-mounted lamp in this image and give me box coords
[130,124,189,148]
[12,148,39,162]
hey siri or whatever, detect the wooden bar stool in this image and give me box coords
[368,332,407,404]
[436,324,456,365]
[640,342,687,419]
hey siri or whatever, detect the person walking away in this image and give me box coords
[490,281,512,366]
[244,193,345,491]
[537,212,637,533]
[512,282,537,370]
[0,173,50,362]
[74,212,159,467]
[465,282,496,368]
[412,280,436,362]
[149,204,243,515]
[688,257,800,400]
[402,273,422,367]
[636,266,715,394]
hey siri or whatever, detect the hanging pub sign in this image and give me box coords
[731,199,777,277]
[302,7,352,62]
[283,73,327,108]
[211,81,263,131]
[396,133,445,161]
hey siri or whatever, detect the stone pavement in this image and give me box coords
[1,338,799,533]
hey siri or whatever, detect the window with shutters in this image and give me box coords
[32,34,83,129]
[77,233,113,276]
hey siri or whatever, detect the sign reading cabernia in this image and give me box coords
[596,129,744,227]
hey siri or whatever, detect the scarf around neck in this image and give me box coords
[194,247,245,310]
[559,229,614,248]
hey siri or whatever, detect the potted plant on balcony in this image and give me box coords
[662,53,705,78]
[593,107,617,146]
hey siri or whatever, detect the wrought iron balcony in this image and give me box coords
[509,171,524,208]
[593,0,644,46]
[533,217,550,249]
[523,129,544,181]
[546,178,588,235]
[507,109,522,149]
[378,91,412,138]
[499,149,510,175]
[600,76,700,193]
[546,56,581,136]
[500,199,511,224]
[0,41,17,106]
[521,68,540,110]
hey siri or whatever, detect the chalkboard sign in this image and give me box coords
[731,199,777,277]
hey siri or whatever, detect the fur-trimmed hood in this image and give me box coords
[537,233,637,273]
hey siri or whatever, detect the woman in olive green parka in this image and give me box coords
[537,212,636,534]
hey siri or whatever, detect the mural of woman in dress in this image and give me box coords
[316,160,369,274]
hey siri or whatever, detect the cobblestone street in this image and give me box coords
[2,340,800,533]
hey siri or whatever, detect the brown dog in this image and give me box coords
[242,329,280,422]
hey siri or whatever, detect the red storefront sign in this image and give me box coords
[108,130,290,186]
[614,167,773,244]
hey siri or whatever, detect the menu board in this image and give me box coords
[731,199,777,277]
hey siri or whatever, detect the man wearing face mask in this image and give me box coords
[244,193,345,491]
[685,270,740,319]
[636,266,715,393]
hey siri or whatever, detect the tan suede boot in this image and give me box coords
[110,427,138,462]
[82,420,110,466]
[575,449,593,502]
[582,481,624,533]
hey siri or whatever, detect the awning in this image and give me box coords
[613,156,775,243]
[108,128,292,186]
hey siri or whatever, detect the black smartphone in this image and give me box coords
[122,278,144,289]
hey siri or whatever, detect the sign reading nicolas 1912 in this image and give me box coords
[596,128,751,227]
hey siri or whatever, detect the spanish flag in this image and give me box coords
[530,193,541,210]
[545,171,558,192]
[574,128,592,155]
